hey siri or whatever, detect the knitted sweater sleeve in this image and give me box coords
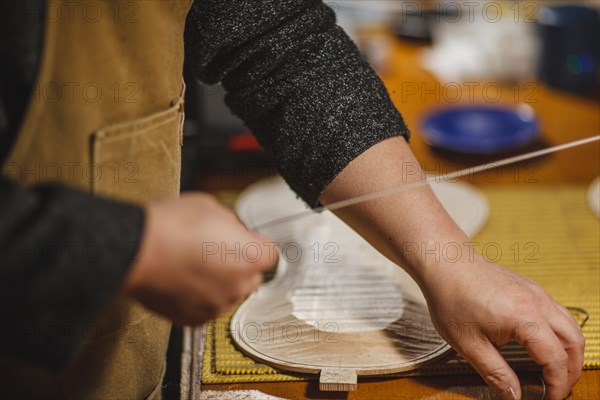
[184,0,410,206]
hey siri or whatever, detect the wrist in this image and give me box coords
[393,232,480,288]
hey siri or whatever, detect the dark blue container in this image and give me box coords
[538,5,600,94]
[421,106,539,154]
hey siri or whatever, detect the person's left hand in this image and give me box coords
[420,254,585,400]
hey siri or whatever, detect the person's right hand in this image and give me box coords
[120,193,277,326]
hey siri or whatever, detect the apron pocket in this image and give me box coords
[90,98,185,204]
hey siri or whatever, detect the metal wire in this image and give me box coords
[538,374,547,400]
[566,306,590,328]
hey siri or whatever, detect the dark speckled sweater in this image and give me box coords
[0,0,409,369]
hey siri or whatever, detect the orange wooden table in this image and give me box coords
[199,38,600,400]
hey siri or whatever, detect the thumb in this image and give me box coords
[458,337,521,400]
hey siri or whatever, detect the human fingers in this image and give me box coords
[514,321,569,400]
[455,334,521,400]
[548,307,585,389]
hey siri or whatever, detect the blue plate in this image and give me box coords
[421,105,539,154]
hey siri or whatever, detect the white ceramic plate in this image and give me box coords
[236,175,489,238]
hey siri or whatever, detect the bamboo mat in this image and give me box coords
[199,186,600,384]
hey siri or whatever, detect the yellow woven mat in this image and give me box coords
[202,186,600,384]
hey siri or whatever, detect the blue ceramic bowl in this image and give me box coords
[421,105,539,154]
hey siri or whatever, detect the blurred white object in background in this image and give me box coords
[334,1,404,73]
[334,0,405,34]
[422,1,540,82]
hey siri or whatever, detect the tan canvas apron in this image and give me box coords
[1,0,193,398]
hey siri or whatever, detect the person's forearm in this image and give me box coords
[322,136,586,400]
[320,136,472,286]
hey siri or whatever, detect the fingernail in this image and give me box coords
[507,386,518,400]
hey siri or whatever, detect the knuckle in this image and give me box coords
[550,351,569,366]
[483,367,511,388]
[516,301,541,320]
